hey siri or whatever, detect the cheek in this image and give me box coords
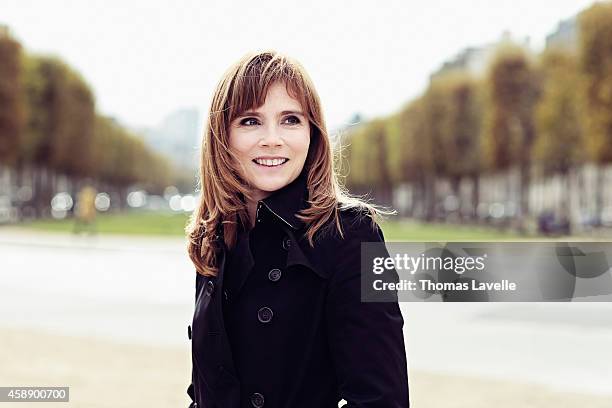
[290,130,311,159]
[228,132,255,159]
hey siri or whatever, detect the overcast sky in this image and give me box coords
[1,0,595,132]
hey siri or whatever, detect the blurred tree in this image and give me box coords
[21,55,49,166]
[36,57,70,170]
[52,70,95,180]
[93,117,133,208]
[92,115,175,205]
[3,43,186,217]
[385,112,403,186]
[482,45,540,229]
[0,27,25,167]
[419,80,452,220]
[534,49,585,230]
[91,115,115,185]
[438,73,483,219]
[579,3,612,225]
[344,118,394,206]
[398,98,430,218]
[370,119,393,205]
[20,53,100,214]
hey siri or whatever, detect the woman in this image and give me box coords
[185,50,409,408]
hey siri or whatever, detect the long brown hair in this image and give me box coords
[186,49,394,277]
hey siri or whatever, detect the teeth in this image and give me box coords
[255,158,287,167]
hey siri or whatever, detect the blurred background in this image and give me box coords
[1,0,612,407]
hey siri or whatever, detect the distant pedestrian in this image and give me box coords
[73,185,97,235]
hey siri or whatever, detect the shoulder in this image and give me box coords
[295,202,388,280]
[308,204,389,290]
[335,203,385,243]
[313,203,385,260]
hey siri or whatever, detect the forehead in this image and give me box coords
[227,77,308,124]
[256,82,303,110]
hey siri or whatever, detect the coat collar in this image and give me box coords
[260,169,326,278]
[258,169,309,231]
[214,171,308,240]
[218,169,327,296]
[224,170,327,280]
[256,170,328,278]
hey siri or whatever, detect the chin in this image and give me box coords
[253,178,290,192]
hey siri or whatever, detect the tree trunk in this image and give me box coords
[561,168,572,235]
[595,163,604,227]
[471,173,480,221]
[517,161,530,234]
[424,173,436,221]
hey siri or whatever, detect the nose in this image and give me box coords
[258,124,284,147]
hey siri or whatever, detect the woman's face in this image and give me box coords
[228,81,311,202]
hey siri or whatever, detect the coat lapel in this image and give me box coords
[222,227,255,299]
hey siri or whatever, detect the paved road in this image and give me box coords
[1,227,611,396]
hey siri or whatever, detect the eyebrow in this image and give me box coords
[236,110,305,118]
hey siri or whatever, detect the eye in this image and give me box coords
[240,117,260,126]
[283,115,301,125]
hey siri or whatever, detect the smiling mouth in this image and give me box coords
[252,158,290,167]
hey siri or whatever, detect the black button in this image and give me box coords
[250,392,265,408]
[187,325,192,340]
[268,268,282,282]
[257,306,273,323]
[223,289,230,301]
[205,280,214,295]
[282,237,291,250]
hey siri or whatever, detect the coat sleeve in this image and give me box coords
[186,271,199,407]
[325,218,410,407]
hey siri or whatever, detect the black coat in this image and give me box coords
[187,172,410,408]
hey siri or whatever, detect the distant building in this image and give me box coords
[430,46,492,80]
[545,16,578,52]
[430,31,531,81]
[135,108,201,170]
